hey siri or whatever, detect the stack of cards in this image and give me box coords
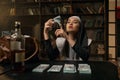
[53,15,61,26]
[78,64,91,74]
[32,63,91,74]
[47,65,63,72]
[32,64,49,72]
[63,64,76,73]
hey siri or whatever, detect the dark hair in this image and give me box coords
[61,18,88,59]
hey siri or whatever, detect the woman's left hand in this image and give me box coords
[55,27,68,38]
[55,27,76,47]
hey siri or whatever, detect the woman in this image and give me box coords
[44,16,89,62]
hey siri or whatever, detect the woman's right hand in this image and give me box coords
[44,19,54,40]
[44,19,54,34]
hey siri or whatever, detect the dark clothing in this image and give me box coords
[44,39,59,60]
[44,17,89,62]
[72,38,89,62]
[44,38,89,62]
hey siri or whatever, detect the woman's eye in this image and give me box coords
[67,21,70,23]
[67,21,78,24]
[73,22,78,24]
[67,22,70,24]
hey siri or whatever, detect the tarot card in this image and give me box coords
[32,64,49,72]
[47,65,63,72]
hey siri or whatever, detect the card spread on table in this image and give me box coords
[47,65,63,72]
[32,63,91,74]
[32,64,50,72]
[63,64,76,73]
[78,64,91,74]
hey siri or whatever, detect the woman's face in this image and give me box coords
[66,16,80,34]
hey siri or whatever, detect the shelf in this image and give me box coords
[10,15,40,17]
[40,1,71,4]
[3,0,108,60]
[15,2,40,7]
[0,0,12,5]
[90,54,105,57]
[72,13,105,15]
[72,0,104,3]
[85,27,104,30]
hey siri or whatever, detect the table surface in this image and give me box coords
[0,60,119,80]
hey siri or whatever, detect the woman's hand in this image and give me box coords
[55,28,76,47]
[44,19,54,40]
[44,19,54,34]
[55,27,67,38]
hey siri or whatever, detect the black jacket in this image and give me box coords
[44,20,89,62]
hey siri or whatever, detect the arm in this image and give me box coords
[44,19,59,60]
[66,36,89,62]
[72,39,89,62]
[44,39,59,60]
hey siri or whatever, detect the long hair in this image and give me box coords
[61,16,88,58]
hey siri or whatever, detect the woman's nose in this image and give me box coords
[69,22,73,25]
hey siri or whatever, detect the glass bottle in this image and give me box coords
[10,21,25,73]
